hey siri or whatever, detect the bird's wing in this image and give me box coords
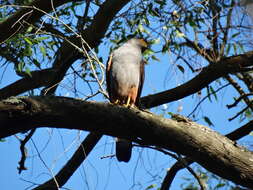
[136,59,145,107]
[106,54,113,99]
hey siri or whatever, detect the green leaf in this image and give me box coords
[162,44,169,53]
[25,67,32,77]
[24,37,33,45]
[175,30,185,38]
[154,0,166,6]
[36,36,49,42]
[189,19,197,28]
[137,24,149,34]
[233,43,237,54]
[203,116,214,127]
[26,26,33,33]
[167,112,174,117]
[206,86,212,102]
[238,42,245,53]
[245,109,252,119]
[151,55,160,61]
[145,184,157,190]
[231,32,240,39]
[143,16,150,26]
[33,59,41,69]
[143,49,154,56]
[40,46,46,57]
[226,43,231,55]
[147,3,160,17]
[17,62,25,73]
[215,183,225,188]
[209,86,218,101]
[176,64,185,73]
[138,24,145,33]
[150,38,160,45]
[23,46,33,56]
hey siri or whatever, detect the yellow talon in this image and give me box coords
[126,96,131,107]
[114,99,120,104]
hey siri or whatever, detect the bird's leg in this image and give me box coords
[125,96,131,107]
[113,99,120,104]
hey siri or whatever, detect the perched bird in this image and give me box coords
[106,38,148,162]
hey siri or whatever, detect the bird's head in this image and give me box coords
[129,38,148,53]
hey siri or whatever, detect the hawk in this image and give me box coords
[106,38,148,162]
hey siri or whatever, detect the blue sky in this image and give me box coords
[0,41,250,190]
[1,1,253,190]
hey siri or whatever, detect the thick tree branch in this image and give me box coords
[33,132,102,190]
[141,51,253,108]
[1,96,253,189]
[161,119,253,190]
[226,120,253,140]
[0,0,131,98]
[0,68,57,100]
[44,0,131,94]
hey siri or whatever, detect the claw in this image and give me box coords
[125,96,131,107]
[113,99,120,104]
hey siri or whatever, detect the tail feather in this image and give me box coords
[116,138,132,162]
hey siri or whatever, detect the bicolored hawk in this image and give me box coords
[106,38,148,162]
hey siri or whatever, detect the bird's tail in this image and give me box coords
[116,138,132,162]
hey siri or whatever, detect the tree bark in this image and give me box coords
[0,96,253,189]
[141,51,253,108]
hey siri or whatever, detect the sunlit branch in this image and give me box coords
[1,96,253,188]
[160,119,253,190]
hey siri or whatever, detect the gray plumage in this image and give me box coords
[106,38,147,162]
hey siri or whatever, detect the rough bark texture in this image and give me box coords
[0,96,253,189]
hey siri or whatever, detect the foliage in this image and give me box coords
[0,0,253,189]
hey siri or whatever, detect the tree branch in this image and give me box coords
[33,132,102,190]
[227,93,253,109]
[160,119,253,190]
[161,157,193,190]
[141,51,253,109]
[0,68,57,100]
[1,96,253,189]
[0,0,131,98]
[18,128,36,174]
[0,0,78,43]
[44,0,131,94]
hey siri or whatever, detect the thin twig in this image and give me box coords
[184,163,206,190]
[188,83,230,117]
[31,139,60,189]
[33,133,102,190]
[227,93,253,109]
[228,105,251,121]
[11,9,33,28]
[18,129,36,174]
